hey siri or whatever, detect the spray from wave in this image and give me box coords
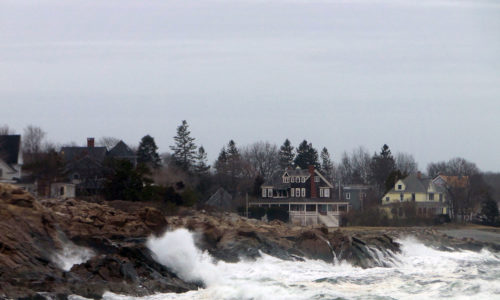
[53,241,95,271]
[104,229,500,300]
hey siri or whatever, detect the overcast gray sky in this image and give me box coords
[1,0,499,171]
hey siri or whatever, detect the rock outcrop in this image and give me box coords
[2,183,495,299]
[0,184,197,299]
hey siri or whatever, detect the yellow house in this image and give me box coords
[381,173,449,217]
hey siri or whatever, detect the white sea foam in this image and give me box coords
[103,230,500,300]
[53,241,95,271]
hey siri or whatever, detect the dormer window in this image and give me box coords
[301,177,305,183]
[291,177,295,183]
[315,176,320,183]
[398,184,402,190]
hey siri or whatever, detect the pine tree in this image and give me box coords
[278,139,295,170]
[214,146,228,174]
[294,140,320,169]
[370,144,396,194]
[137,135,161,168]
[170,120,197,172]
[226,140,242,178]
[320,147,334,181]
[194,145,210,175]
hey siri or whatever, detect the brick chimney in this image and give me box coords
[309,165,317,198]
[87,137,95,148]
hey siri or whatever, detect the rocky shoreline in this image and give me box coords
[0,183,498,299]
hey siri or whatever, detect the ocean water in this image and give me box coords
[103,229,500,300]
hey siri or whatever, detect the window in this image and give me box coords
[268,188,273,197]
[315,176,320,182]
[301,188,306,197]
[439,194,443,202]
[429,193,434,201]
[324,188,330,198]
[262,189,267,198]
[301,177,305,183]
[386,197,390,202]
[412,193,416,202]
[400,193,404,201]
[0,168,2,178]
[73,173,80,180]
[360,193,366,200]
[284,177,289,183]
[320,189,324,197]
[291,188,295,197]
[398,184,402,190]
[291,177,295,183]
[60,186,65,196]
[346,193,351,200]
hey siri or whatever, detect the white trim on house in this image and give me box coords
[314,170,333,188]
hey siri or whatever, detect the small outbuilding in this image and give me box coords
[206,187,234,211]
[50,182,76,199]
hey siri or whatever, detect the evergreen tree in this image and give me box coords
[170,120,197,171]
[320,147,334,181]
[194,145,210,174]
[278,139,295,170]
[226,140,243,178]
[227,140,240,160]
[137,135,161,168]
[214,146,228,174]
[370,144,396,194]
[103,160,151,201]
[481,196,499,225]
[294,140,320,169]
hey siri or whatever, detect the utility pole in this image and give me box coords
[245,192,248,218]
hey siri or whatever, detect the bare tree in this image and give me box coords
[427,157,479,177]
[337,146,371,184]
[98,136,120,150]
[241,141,280,181]
[0,125,14,135]
[395,152,419,175]
[23,125,46,156]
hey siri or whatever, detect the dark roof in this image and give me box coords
[206,187,234,210]
[263,175,291,189]
[108,141,135,158]
[61,146,107,163]
[0,135,21,165]
[284,169,310,177]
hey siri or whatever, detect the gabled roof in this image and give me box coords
[283,169,310,177]
[433,175,469,188]
[0,135,21,165]
[263,167,333,188]
[390,174,445,194]
[206,187,234,210]
[61,146,107,163]
[108,140,135,158]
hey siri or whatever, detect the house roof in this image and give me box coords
[262,174,291,189]
[434,175,469,188]
[206,187,234,210]
[390,174,446,194]
[0,135,21,165]
[263,167,333,188]
[284,169,310,177]
[61,146,107,163]
[108,140,135,158]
